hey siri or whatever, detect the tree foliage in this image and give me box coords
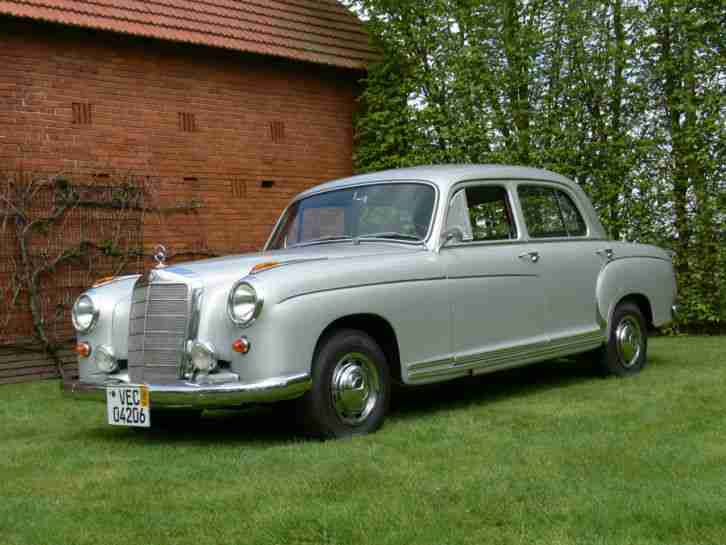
[348,0,725,331]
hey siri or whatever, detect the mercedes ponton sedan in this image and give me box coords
[67,165,677,438]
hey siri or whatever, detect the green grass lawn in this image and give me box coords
[1,336,725,545]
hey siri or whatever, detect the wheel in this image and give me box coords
[298,329,390,439]
[596,302,648,376]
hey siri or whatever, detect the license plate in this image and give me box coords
[106,385,150,427]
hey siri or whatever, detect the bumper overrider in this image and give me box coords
[65,373,311,409]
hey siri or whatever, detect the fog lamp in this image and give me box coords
[189,341,217,373]
[95,345,118,373]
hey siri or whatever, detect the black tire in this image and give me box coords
[298,329,390,439]
[596,302,648,377]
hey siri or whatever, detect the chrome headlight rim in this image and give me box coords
[71,294,99,334]
[227,279,264,328]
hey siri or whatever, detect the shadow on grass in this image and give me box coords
[80,352,672,445]
[389,356,600,422]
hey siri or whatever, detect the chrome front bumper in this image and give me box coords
[65,373,311,409]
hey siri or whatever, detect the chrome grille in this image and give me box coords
[128,281,190,384]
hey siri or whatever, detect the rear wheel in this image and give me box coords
[596,302,648,376]
[299,329,390,439]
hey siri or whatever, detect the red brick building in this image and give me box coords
[0,0,375,254]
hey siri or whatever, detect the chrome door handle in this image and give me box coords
[518,251,539,263]
[596,248,615,261]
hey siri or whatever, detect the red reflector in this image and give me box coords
[232,338,250,354]
[74,342,91,358]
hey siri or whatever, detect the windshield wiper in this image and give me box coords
[357,232,423,242]
[291,235,353,247]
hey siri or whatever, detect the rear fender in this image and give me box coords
[596,256,676,329]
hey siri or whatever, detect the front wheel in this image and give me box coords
[596,302,648,376]
[299,329,390,439]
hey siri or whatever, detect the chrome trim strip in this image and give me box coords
[65,373,312,409]
[407,356,454,372]
[438,238,610,251]
[447,274,539,280]
[279,275,446,304]
[407,331,604,381]
[608,255,672,264]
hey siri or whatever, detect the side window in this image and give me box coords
[557,192,587,236]
[518,185,586,238]
[447,185,517,242]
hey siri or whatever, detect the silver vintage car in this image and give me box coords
[67,165,677,438]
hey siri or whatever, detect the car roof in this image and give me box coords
[296,164,577,199]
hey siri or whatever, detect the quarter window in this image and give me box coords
[446,186,517,242]
[518,186,586,238]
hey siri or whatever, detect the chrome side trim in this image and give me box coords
[279,275,446,305]
[407,356,455,372]
[65,373,312,409]
[407,331,604,382]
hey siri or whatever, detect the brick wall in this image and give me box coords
[0,16,361,257]
[0,17,361,373]
[0,347,77,385]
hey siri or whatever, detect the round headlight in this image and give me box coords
[227,281,263,327]
[95,345,118,373]
[72,294,99,333]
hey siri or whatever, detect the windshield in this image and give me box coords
[267,183,436,250]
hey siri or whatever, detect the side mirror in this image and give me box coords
[440,226,464,249]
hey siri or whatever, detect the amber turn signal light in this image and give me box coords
[232,337,251,354]
[250,261,280,274]
[74,342,91,358]
[92,276,116,288]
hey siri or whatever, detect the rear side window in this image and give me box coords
[518,186,587,238]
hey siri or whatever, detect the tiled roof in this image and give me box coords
[0,0,376,70]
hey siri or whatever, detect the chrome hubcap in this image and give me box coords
[615,317,642,368]
[331,352,380,425]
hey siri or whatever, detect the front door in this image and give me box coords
[440,183,548,367]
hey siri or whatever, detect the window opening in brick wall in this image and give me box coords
[270,121,285,143]
[261,180,275,189]
[178,112,197,132]
[72,103,92,124]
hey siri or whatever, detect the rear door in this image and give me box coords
[515,184,605,346]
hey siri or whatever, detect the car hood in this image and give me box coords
[162,242,427,287]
